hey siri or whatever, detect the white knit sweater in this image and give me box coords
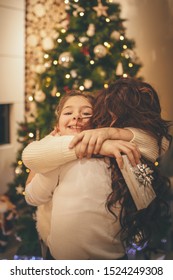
[22,128,169,174]
[23,129,169,260]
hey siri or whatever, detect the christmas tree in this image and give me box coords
[7,0,142,256]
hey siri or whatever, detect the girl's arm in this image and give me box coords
[25,168,59,206]
[69,127,166,163]
[22,135,77,173]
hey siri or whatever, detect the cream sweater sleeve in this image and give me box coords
[22,135,77,173]
[127,127,169,162]
[25,168,59,206]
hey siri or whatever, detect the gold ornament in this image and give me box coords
[93,0,108,17]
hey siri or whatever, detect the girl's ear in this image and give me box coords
[50,126,60,136]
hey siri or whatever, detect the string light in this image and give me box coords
[120,35,124,40]
[123,44,127,49]
[128,63,133,68]
[104,83,109,88]
[79,85,84,91]
[79,12,84,16]
[104,42,111,48]
[18,160,23,165]
[64,0,69,4]
[65,74,70,79]
[28,96,33,102]
[90,60,95,65]
[53,60,58,65]
[57,38,62,43]
[44,54,49,59]
[123,73,128,78]
[105,18,110,22]
[26,168,30,173]
[56,92,61,97]
[28,132,34,138]
[78,43,83,47]
[61,29,66,33]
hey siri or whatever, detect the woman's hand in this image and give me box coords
[99,140,141,169]
[69,128,113,158]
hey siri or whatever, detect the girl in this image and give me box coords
[24,91,141,260]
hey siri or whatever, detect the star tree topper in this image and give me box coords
[93,0,108,17]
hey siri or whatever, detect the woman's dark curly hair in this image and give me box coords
[92,77,172,250]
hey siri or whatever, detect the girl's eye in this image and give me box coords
[82,111,92,116]
[64,112,72,115]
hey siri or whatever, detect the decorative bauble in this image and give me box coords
[60,19,69,29]
[40,30,46,38]
[58,52,73,67]
[93,1,108,17]
[110,30,120,40]
[79,36,89,43]
[123,48,136,61]
[51,86,58,97]
[116,62,123,75]
[86,24,95,37]
[34,90,46,102]
[27,34,39,47]
[66,34,75,43]
[35,65,45,74]
[94,44,107,58]
[33,3,46,17]
[84,79,93,89]
[16,185,24,194]
[70,69,77,78]
[42,37,54,50]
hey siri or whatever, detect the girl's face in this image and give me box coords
[58,96,93,135]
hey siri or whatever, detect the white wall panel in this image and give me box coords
[0,57,24,103]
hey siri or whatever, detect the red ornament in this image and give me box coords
[81,46,90,56]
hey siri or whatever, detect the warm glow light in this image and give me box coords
[53,60,58,65]
[123,45,127,49]
[104,42,111,48]
[57,38,62,43]
[26,168,30,173]
[128,63,133,67]
[64,0,69,3]
[105,18,110,22]
[44,54,49,59]
[65,74,70,79]
[78,43,83,47]
[56,92,61,97]
[18,160,22,165]
[28,96,33,102]
[79,12,84,16]
[90,60,95,65]
[120,35,124,40]
[123,73,128,78]
[104,83,109,88]
[79,85,84,91]
[28,132,34,138]
[61,29,66,33]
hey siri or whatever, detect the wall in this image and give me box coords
[120,0,173,123]
[0,0,25,194]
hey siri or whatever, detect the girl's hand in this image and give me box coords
[99,140,141,169]
[69,128,111,158]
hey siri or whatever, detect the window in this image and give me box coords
[0,104,10,144]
